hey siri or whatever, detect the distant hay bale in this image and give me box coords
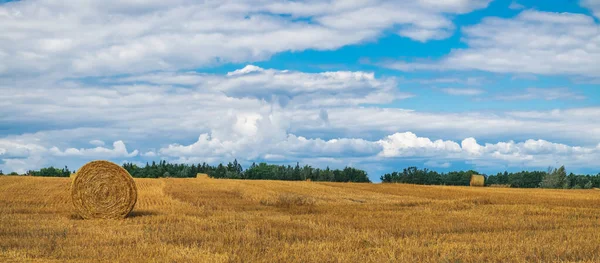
[71,160,137,219]
[470,174,485,187]
[196,173,210,179]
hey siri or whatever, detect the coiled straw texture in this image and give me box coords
[71,160,137,219]
[470,174,485,187]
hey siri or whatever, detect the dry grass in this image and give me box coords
[489,184,512,188]
[1,176,600,262]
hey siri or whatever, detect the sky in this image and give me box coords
[1,0,600,181]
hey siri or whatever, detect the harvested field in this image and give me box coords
[1,176,600,262]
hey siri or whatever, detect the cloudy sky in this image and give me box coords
[1,0,600,180]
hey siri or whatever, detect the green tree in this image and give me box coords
[539,166,567,189]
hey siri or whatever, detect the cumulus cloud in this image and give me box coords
[50,141,139,158]
[4,64,600,171]
[321,107,600,145]
[377,133,600,169]
[6,63,600,146]
[1,1,598,176]
[2,112,600,173]
[158,124,600,171]
[385,10,600,76]
[0,65,413,149]
[0,137,138,173]
[0,138,47,158]
[378,132,461,157]
[2,156,47,175]
[0,51,598,174]
[143,102,600,171]
[159,111,382,161]
[461,137,484,155]
[459,138,600,168]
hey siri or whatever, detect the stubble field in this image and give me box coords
[1,175,600,262]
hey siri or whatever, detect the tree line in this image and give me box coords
[121,160,371,182]
[122,160,199,178]
[381,166,600,189]
[0,170,19,176]
[0,166,74,177]
[213,162,371,182]
[26,166,72,177]
[10,162,600,189]
[380,167,480,186]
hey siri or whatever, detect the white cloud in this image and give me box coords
[104,65,410,107]
[461,137,484,155]
[1,1,598,176]
[397,27,453,42]
[385,10,600,76]
[2,156,46,175]
[212,65,411,106]
[2,113,600,173]
[494,87,585,101]
[424,160,451,168]
[412,76,485,85]
[89,140,105,146]
[142,151,157,157]
[0,66,411,143]
[49,141,139,158]
[0,0,491,77]
[460,138,600,168]
[5,63,600,154]
[0,138,47,158]
[158,126,600,171]
[376,133,600,169]
[440,87,485,96]
[2,63,600,173]
[581,0,600,18]
[0,138,50,173]
[508,1,525,10]
[377,132,462,157]
[0,137,138,173]
[159,111,382,161]
[320,107,600,146]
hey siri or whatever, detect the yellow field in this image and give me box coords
[1,176,600,262]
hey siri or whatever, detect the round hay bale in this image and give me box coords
[71,160,137,219]
[470,174,485,187]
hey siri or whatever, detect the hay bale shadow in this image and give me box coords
[69,214,84,220]
[128,210,159,218]
[69,210,158,220]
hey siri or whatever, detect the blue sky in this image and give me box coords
[1,0,600,181]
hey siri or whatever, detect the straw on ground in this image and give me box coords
[1,176,600,262]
